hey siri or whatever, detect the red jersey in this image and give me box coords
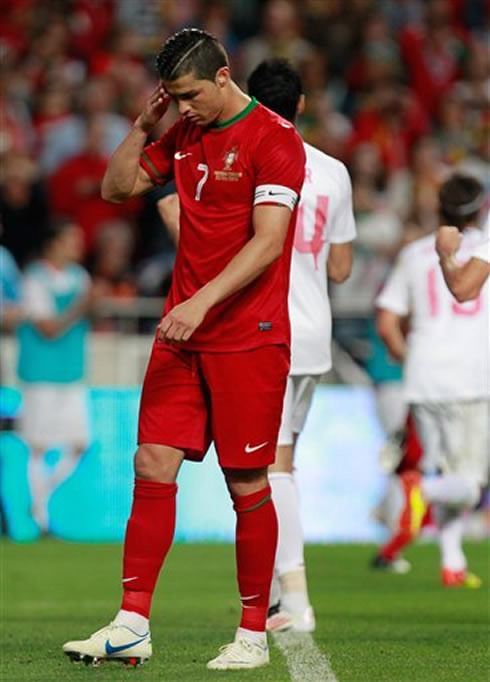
[140,98,306,352]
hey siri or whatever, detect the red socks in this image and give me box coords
[232,485,278,631]
[121,479,177,618]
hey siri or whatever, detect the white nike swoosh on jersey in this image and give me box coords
[244,441,269,453]
[240,594,260,601]
[174,151,192,160]
[122,576,139,583]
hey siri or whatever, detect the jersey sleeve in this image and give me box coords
[253,123,306,211]
[140,120,181,186]
[329,164,357,244]
[376,253,410,316]
[23,275,55,319]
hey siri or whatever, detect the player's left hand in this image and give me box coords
[435,225,462,258]
[157,296,209,343]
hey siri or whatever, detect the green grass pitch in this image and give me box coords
[2,540,489,681]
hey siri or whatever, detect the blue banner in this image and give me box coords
[0,385,387,542]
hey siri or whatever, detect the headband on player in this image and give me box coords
[451,191,485,216]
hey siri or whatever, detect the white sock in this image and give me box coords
[113,609,150,634]
[270,472,310,614]
[279,569,310,614]
[235,627,267,647]
[422,474,479,507]
[269,572,280,608]
[50,448,81,488]
[28,453,49,529]
[269,472,305,575]
[435,505,467,572]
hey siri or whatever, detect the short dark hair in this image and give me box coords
[247,58,303,123]
[41,216,75,251]
[156,28,228,82]
[439,174,485,229]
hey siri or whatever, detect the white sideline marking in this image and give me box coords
[273,631,338,682]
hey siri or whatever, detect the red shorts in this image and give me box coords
[138,343,290,469]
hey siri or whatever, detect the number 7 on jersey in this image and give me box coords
[195,163,209,201]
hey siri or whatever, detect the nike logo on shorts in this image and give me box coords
[174,151,192,160]
[244,441,269,453]
[122,576,139,583]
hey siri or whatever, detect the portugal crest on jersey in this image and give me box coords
[223,146,239,170]
[215,146,242,182]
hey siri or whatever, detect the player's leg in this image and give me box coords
[27,446,49,530]
[372,411,424,573]
[63,444,183,665]
[63,346,210,666]
[20,386,52,530]
[202,346,288,670]
[47,385,91,494]
[267,375,317,632]
[426,401,487,587]
[416,402,482,510]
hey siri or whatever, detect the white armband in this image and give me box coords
[254,184,298,211]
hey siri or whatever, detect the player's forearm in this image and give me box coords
[327,244,353,283]
[439,256,487,302]
[34,297,89,338]
[194,233,284,309]
[101,124,148,202]
[380,329,406,363]
[376,311,406,363]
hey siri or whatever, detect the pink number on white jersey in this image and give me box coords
[294,196,329,269]
[427,266,482,317]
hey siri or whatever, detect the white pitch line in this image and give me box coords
[273,631,338,682]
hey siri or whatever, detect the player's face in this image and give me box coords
[162,70,226,126]
[59,225,84,263]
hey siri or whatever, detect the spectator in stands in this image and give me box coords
[348,80,429,175]
[239,0,314,78]
[34,85,85,177]
[399,0,468,118]
[0,153,49,267]
[48,115,141,254]
[89,220,137,299]
[82,76,132,157]
[16,218,94,532]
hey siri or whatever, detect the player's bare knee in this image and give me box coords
[134,444,182,482]
[223,466,268,496]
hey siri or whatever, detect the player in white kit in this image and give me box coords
[246,59,356,630]
[376,174,488,587]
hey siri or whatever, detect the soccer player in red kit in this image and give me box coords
[62,28,305,671]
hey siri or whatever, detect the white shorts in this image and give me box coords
[412,401,489,485]
[277,375,320,446]
[19,384,90,451]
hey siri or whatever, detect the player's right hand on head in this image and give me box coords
[135,84,171,134]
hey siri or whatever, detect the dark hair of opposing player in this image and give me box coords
[41,216,75,251]
[438,174,485,230]
[156,28,228,82]
[247,58,303,123]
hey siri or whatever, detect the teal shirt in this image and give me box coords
[17,263,89,383]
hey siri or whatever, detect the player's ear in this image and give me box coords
[215,67,229,89]
[297,94,306,116]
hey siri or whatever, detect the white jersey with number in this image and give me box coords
[377,229,490,402]
[289,143,356,374]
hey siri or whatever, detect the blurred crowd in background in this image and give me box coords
[1,0,489,356]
